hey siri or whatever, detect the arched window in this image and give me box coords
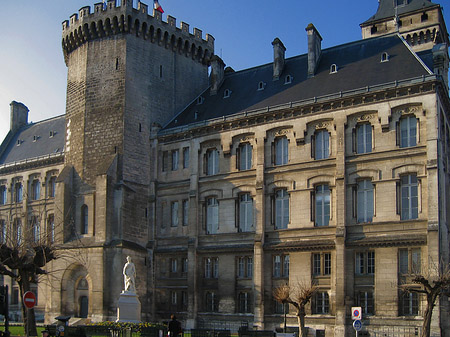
[284,75,292,84]
[381,52,389,62]
[81,205,88,235]
[257,81,265,91]
[206,198,219,234]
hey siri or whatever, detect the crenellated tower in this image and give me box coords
[62,0,214,185]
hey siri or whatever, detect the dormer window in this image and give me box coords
[223,89,232,99]
[381,52,389,62]
[284,75,292,85]
[33,135,39,142]
[197,96,204,105]
[194,111,198,120]
[257,82,266,91]
[49,131,55,138]
[330,64,338,74]
[16,140,22,146]
[371,26,378,35]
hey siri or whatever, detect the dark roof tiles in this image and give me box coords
[164,34,431,131]
[0,116,65,165]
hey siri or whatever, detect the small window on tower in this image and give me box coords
[371,25,378,35]
[330,64,338,74]
[257,82,265,91]
[421,12,428,22]
[381,52,389,62]
[197,96,204,105]
[284,75,292,84]
[223,89,232,98]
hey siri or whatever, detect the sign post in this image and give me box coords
[351,307,362,337]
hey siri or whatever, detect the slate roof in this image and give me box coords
[164,34,432,131]
[362,0,439,25]
[0,115,65,165]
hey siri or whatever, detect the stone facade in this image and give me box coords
[0,1,449,336]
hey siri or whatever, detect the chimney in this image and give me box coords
[10,101,29,132]
[272,38,286,80]
[210,55,225,95]
[306,23,322,78]
[432,43,449,90]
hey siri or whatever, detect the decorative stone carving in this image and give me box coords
[123,256,136,293]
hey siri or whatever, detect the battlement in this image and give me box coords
[62,0,214,65]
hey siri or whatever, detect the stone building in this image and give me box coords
[0,0,449,336]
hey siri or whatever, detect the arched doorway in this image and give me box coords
[79,296,88,318]
[60,264,91,318]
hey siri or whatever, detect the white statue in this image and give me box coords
[123,256,136,293]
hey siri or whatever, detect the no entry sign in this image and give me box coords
[23,291,36,309]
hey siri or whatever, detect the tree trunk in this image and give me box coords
[297,308,307,337]
[421,292,437,337]
[18,272,38,337]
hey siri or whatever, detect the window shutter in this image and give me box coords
[203,153,207,174]
[271,141,275,165]
[236,146,241,170]
[310,190,315,223]
[352,128,356,153]
[270,194,275,226]
[235,198,239,230]
[396,181,400,215]
[395,122,400,146]
[352,186,357,219]
[311,134,316,159]
[202,203,206,231]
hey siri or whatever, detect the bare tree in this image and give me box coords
[273,281,318,337]
[400,260,450,337]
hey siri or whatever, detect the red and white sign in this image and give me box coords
[23,291,36,309]
[351,307,362,320]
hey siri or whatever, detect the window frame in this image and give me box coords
[237,142,253,171]
[355,123,373,154]
[206,197,219,234]
[398,174,419,220]
[171,150,179,171]
[312,184,331,227]
[355,179,374,223]
[273,254,289,278]
[274,136,289,166]
[313,291,330,315]
[398,115,418,148]
[312,252,332,277]
[238,193,254,232]
[313,129,330,160]
[206,148,220,176]
[274,189,289,229]
[171,201,179,227]
[355,251,375,276]
[183,147,190,169]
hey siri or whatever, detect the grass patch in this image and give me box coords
[0,325,45,336]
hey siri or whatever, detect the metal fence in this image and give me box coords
[362,326,421,337]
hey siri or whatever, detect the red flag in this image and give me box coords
[154,0,164,13]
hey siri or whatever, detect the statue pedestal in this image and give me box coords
[116,291,141,323]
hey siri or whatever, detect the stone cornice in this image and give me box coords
[159,75,444,144]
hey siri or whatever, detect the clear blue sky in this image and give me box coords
[0,0,448,142]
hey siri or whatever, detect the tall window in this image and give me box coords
[237,143,252,170]
[204,257,219,279]
[356,180,374,223]
[206,197,219,234]
[205,291,219,312]
[182,200,189,226]
[14,182,23,203]
[399,248,421,274]
[206,149,219,175]
[13,219,22,245]
[355,251,375,275]
[183,147,190,169]
[162,151,168,172]
[399,175,418,220]
[237,256,254,279]
[81,205,88,235]
[399,116,417,148]
[312,292,330,314]
[170,258,178,273]
[356,291,374,315]
[400,292,419,316]
[313,185,330,227]
[239,194,253,232]
[356,123,372,154]
[0,219,5,244]
[275,189,289,229]
[31,179,40,201]
[171,201,179,227]
[171,150,179,171]
[30,216,40,243]
[313,130,330,160]
[48,214,55,243]
[48,176,56,198]
[312,253,332,276]
[274,137,288,166]
[238,292,252,313]
[273,255,289,278]
[0,185,7,205]
[181,258,188,274]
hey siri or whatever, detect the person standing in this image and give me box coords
[168,314,182,337]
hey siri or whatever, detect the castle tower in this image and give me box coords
[361,0,449,53]
[52,0,214,321]
[62,0,214,185]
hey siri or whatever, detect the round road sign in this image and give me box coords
[23,291,36,309]
[353,320,363,332]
